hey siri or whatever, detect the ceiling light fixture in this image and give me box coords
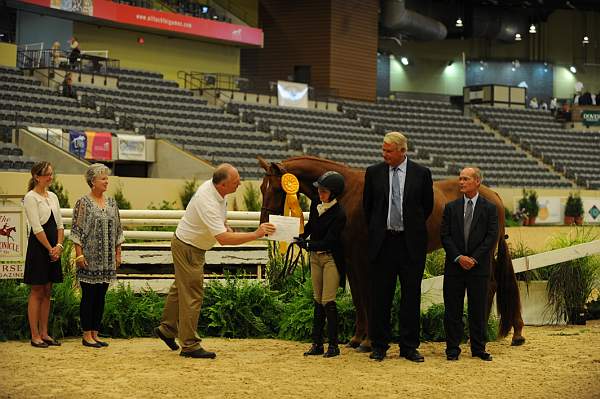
[456,18,463,28]
[515,33,522,41]
[570,65,577,74]
[582,36,590,44]
[400,56,409,66]
[529,24,536,34]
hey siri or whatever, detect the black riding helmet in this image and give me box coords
[313,171,345,199]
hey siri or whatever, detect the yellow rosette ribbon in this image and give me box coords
[279,173,305,254]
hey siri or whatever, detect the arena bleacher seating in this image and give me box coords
[341,98,572,188]
[473,105,598,189]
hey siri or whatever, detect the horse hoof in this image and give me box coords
[511,337,526,346]
[356,344,372,353]
[345,341,360,349]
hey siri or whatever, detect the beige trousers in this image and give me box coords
[310,252,339,304]
[159,236,206,352]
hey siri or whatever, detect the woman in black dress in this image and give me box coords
[23,161,65,348]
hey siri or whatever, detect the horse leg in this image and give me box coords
[345,268,365,348]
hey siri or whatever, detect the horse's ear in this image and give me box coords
[271,162,284,174]
[257,156,269,171]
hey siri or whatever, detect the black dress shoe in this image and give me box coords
[31,340,49,348]
[42,338,61,346]
[446,354,459,361]
[154,327,179,351]
[180,347,216,359]
[369,349,386,361]
[472,352,493,361]
[511,337,526,346]
[304,343,324,356]
[82,339,102,348]
[94,339,109,347]
[401,349,425,363]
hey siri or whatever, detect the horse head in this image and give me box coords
[258,157,287,224]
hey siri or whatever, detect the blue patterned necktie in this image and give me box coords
[390,167,402,230]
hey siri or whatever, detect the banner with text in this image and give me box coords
[0,202,27,279]
[117,134,146,161]
[69,130,87,158]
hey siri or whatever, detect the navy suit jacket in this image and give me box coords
[363,159,434,264]
[440,194,499,277]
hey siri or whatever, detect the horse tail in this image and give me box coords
[495,236,522,338]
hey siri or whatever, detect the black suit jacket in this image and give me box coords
[300,199,347,288]
[363,159,434,264]
[440,195,499,277]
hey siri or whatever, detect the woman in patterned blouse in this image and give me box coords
[70,163,124,348]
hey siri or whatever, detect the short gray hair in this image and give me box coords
[383,131,408,150]
[85,163,111,188]
[212,163,235,185]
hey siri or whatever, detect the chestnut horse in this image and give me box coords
[259,156,526,349]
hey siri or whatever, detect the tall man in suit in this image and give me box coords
[441,167,498,361]
[363,131,434,362]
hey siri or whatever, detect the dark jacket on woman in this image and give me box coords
[300,198,347,288]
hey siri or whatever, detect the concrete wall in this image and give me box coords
[73,22,240,82]
[17,130,89,175]
[147,140,214,180]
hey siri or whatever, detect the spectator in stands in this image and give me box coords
[154,164,276,359]
[579,91,594,105]
[596,91,600,105]
[573,93,580,105]
[528,97,539,109]
[441,167,498,362]
[540,101,548,111]
[51,41,61,68]
[68,36,81,68]
[363,131,434,362]
[296,171,347,358]
[70,163,124,348]
[557,103,572,122]
[550,97,558,115]
[23,161,65,348]
[62,73,77,99]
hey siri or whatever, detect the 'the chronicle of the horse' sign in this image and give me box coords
[0,197,27,279]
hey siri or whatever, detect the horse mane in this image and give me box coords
[282,156,357,171]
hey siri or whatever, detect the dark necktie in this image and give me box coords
[464,199,473,250]
[390,167,402,230]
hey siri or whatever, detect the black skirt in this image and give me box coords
[23,213,63,285]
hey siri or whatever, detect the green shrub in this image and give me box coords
[420,303,499,342]
[201,274,283,338]
[49,178,70,208]
[298,193,310,212]
[424,249,445,278]
[180,178,199,209]
[243,183,261,211]
[102,284,165,338]
[113,185,131,210]
[0,280,30,341]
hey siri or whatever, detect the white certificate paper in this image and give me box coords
[267,215,301,242]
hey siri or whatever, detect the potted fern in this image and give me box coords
[518,189,539,226]
[564,192,584,226]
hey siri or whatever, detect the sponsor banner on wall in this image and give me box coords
[18,0,263,47]
[85,131,112,160]
[69,130,86,158]
[582,110,600,126]
[28,126,63,147]
[0,202,27,279]
[535,197,562,224]
[583,198,600,224]
[277,81,309,109]
[117,134,146,161]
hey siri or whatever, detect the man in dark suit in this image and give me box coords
[441,167,498,362]
[363,131,434,362]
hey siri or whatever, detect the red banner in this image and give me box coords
[17,0,263,47]
[85,131,112,160]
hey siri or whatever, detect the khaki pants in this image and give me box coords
[310,252,339,304]
[159,236,206,352]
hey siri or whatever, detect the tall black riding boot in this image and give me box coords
[324,301,340,357]
[304,301,325,356]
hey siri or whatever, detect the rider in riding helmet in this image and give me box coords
[296,171,347,358]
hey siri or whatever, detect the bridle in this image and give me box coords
[260,168,286,216]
